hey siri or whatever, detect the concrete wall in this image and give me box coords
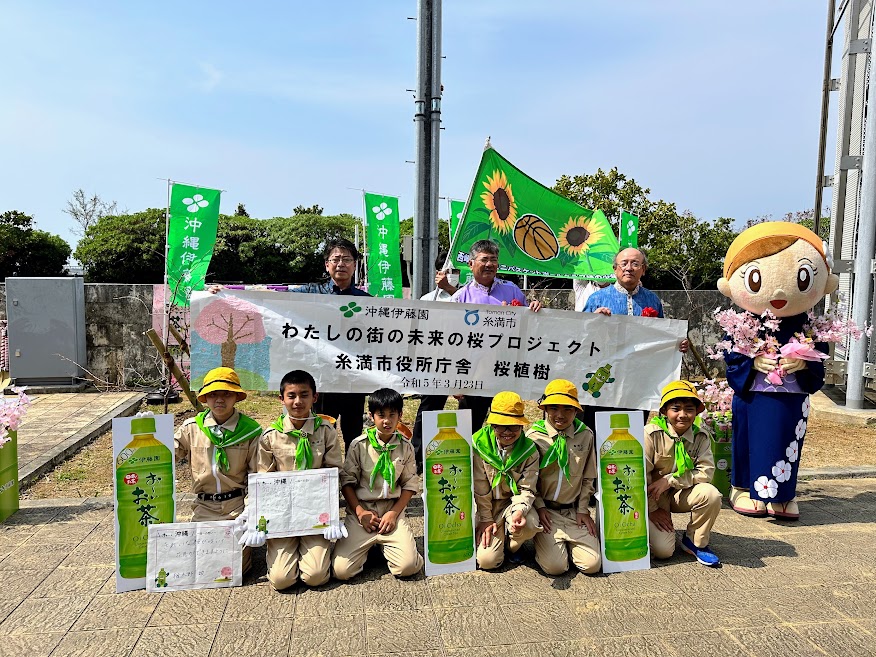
[0,283,162,386]
[1,283,729,386]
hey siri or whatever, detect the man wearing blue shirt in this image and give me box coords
[581,248,688,429]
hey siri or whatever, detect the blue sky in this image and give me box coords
[1,1,831,250]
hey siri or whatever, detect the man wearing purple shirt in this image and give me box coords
[450,241,543,311]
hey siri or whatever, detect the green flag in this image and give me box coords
[620,210,639,249]
[450,146,619,280]
[166,184,221,307]
[449,199,466,243]
[364,193,403,298]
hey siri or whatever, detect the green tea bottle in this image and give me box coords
[600,413,648,561]
[116,416,175,578]
[424,412,474,563]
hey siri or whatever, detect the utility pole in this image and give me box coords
[413,0,442,298]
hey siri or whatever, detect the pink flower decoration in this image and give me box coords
[221,566,232,577]
[319,512,330,524]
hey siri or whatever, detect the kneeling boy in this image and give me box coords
[472,391,541,569]
[646,380,722,567]
[174,367,261,571]
[528,379,601,575]
[257,370,342,589]
[333,388,424,580]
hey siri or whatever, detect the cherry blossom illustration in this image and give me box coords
[772,460,792,483]
[194,296,266,370]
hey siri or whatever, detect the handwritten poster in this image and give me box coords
[247,468,340,538]
[146,520,242,592]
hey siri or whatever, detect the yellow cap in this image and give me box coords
[486,391,529,426]
[197,367,247,402]
[538,379,583,411]
[659,380,705,415]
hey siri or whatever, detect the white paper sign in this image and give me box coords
[146,520,242,592]
[113,413,176,594]
[247,468,340,538]
[594,411,651,574]
[421,409,476,576]
[190,290,686,408]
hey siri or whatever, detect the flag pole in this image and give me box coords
[162,178,172,389]
[361,190,369,292]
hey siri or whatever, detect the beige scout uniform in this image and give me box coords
[528,420,601,575]
[332,432,424,579]
[174,409,260,572]
[645,420,722,558]
[258,415,342,589]
[473,446,541,570]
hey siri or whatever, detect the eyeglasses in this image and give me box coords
[493,426,521,435]
[327,257,355,264]
[616,260,643,269]
[474,257,499,265]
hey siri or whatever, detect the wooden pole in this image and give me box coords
[145,328,203,411]
[168,322,190,357]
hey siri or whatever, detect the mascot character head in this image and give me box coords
[718,222,839,317]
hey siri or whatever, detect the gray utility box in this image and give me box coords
[5,277,87,385]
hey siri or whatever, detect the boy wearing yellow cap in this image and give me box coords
[472,391,541,569]
[645,381,722,567]
[527,380,601,575]
[332,388,424,580]
[255,369,343,589]
[174,367,261,571]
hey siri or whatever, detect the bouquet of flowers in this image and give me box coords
[0,386,30,447]
[707,304,869,385]
[696,378,733,443]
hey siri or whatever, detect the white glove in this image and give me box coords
[753,355,777,374]
[232,506,251,539]
[322,521,348,541]
[238,528,266,548]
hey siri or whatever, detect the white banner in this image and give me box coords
[190,291,686,408]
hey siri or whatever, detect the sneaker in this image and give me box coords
[507,549,525,564]
[680,535,720,567]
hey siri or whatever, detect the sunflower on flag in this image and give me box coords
[450,144,619,280]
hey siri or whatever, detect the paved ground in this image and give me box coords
[0,477,874,657]
[10,391,144,487]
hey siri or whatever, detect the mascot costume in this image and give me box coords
[718,222,838,520]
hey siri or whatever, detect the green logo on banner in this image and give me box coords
[165,184,221,307]
[340,302,363,318]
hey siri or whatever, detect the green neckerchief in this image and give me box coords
[472,426,537,494]
[195,410,261,472]
[366,427,399,492]
[652,416,700,479]
[533,418,584,482]
[270,415,322,471]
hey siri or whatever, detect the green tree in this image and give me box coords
[74,209,165,282]
[234,203,250,217]
[745,208,830,240]
[293,204,324,216]
[553,167,736,289]
[266,213,360,282]
[0,210,70,277]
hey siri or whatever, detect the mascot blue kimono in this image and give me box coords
[718,222,838,520]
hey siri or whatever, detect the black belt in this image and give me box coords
[197,489,243,502]
[545,501,575,510]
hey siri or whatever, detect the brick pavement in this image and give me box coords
[0,477,874,657]
[10,391,144,487]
